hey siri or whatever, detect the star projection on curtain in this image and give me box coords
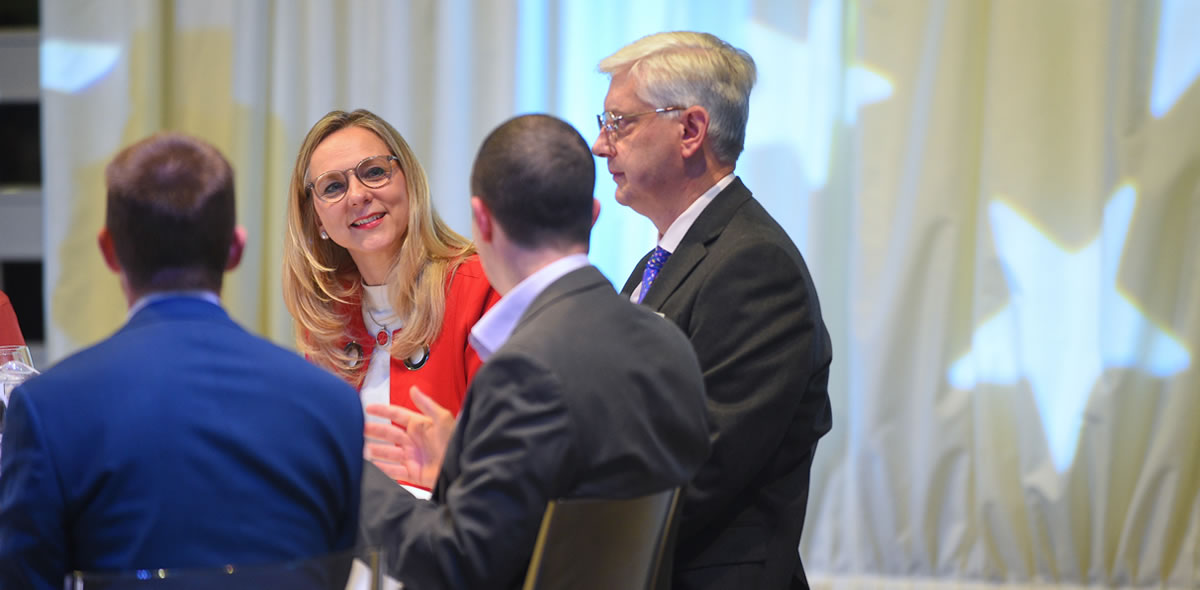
[948,184,1192,472]
[741,2,891,251]
[745,11,893,195]
[40,38,121,94]
[1150,0,1200,118]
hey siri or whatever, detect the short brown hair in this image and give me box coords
[105,133,235,293]
[470,114,595,249]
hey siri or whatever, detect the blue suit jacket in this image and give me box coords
[0,297,364,589]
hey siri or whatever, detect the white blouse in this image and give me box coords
[360,283,401,424]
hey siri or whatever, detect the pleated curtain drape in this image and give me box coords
[40,1,1199,588]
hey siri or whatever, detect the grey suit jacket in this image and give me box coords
[360,265,710,590]
[622,178,833,590]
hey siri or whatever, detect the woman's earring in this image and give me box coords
[320,230,329,240]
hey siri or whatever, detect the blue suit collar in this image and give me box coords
[124,294,231,330]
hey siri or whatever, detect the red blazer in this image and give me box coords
[0,290,24,346]
[343,255,499,417]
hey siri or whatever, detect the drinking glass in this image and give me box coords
[1,344,39,461]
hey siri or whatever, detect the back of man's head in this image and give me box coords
[105,133,235,294]
[470,114,595,250]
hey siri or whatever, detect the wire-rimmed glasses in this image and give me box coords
[306,155,400,203]
[595,106,684,139]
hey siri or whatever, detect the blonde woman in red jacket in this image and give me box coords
[283,109,499,491]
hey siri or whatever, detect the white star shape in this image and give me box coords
[1151,0,1200,118]
[745,11,893,192]
[949,184,1191,472]
[41,38,121,94]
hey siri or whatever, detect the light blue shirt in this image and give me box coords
[468,254,591,361]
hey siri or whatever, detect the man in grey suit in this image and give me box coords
[591,32,834,589]
[359,114,711,590]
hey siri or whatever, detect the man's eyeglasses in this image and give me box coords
[306,155,400,203]
[596,107,684,137]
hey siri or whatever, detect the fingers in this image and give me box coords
[366,437,432,488]
[366,421,425,451]
[366,442,413,482]
[365,421,411,445]
[409,386,452,419]
[365,403,423,427]
[408,418,430,437]
[365,441,406,464]
[370,458,411,482]
[389,424,420,451]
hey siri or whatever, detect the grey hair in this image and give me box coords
[599,31,756,165]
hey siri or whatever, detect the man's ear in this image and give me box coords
[225,225,247,271]
[97,228,122,273]
[470,197,494,243]
[680,106,710,159]
[591,198,602,228]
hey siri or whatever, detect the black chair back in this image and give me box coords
[521,487,683,590]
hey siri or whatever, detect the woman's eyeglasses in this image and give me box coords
[307,155,400,203]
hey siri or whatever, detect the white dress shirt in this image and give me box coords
[630,173,735,303]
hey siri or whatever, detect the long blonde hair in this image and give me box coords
[282,109,473,383]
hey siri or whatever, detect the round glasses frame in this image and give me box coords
[306,155,400,203]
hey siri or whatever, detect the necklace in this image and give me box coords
[364,305,399,348]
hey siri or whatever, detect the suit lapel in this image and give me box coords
[620,251,652,297]
[638,178,753,310]
[434,268,609,500]
[639,240,704,310]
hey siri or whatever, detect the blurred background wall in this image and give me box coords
[0,0,1196,587]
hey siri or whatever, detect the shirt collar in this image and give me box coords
[361,282,401,333]
[127,290,222,321]
[469,253,590,361]
[658,173,735,253]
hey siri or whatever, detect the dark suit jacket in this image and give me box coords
[621,179,833,590]
[0,297,364,590]
[359,265,711,590]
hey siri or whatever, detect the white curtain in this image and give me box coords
[41,1,1199,588]
[801,1,1199,588]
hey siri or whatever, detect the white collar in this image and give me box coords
[469,254,590,361]
[658,173,735,253]
[361,283,402,333]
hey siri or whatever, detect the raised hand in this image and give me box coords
[364,385,456,489]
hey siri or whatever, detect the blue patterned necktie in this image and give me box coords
[637,246,671,304]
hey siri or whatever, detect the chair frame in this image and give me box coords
[522,487,684,590]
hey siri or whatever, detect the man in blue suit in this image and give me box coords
[0,133,364,589]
